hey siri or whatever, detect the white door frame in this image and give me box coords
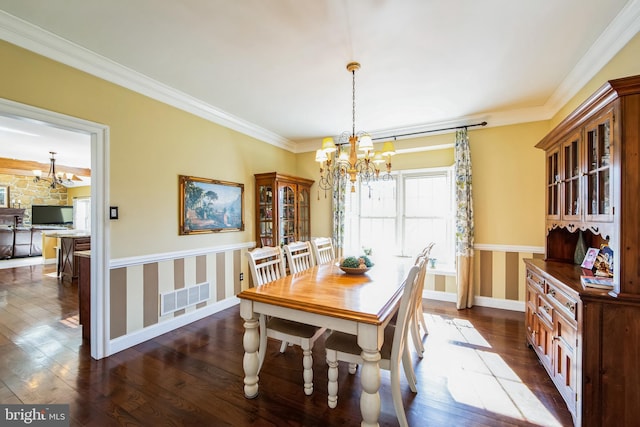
[0,98,110,360]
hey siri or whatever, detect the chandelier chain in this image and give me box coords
[315,61,395,196]
[352,68,356,137]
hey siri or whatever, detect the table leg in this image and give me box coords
[242,313,260,399]
[359,348,381,427]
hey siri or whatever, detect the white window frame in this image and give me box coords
[73,196,91,231]
[343,166,455,270]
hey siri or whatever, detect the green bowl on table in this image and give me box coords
[338,256,374,275]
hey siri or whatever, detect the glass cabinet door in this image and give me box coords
[585,109,613,222]
[278,184,296,246]
[546,148,560,219]
[258,184,274,247]
[297,186,310,241]
[562,133,581,220]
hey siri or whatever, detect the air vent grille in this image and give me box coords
[160,282,210,316]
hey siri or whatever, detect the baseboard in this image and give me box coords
[108,290,523,356]
[423,290,525,312]
[107,297,240,356]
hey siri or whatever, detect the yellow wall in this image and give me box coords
[470,122,548,246]
[0,41,301,258]
[67,185,91,204]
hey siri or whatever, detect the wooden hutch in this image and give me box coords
[254,172,313,247]
[524,75,640,426]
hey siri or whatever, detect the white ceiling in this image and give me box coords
[1,0,639,164]
[0,114,91,168]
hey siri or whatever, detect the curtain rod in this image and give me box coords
[371,121,488,141]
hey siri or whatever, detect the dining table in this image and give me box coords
[237,258,412,427]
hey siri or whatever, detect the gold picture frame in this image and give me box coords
[179,175,244,235]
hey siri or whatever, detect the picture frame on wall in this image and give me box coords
[179,175,244,235]
[0,185,8,208]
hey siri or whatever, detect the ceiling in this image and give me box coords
[1,0,639,164]
[0,114,91,169]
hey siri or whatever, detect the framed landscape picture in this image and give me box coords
[179,175,244,235]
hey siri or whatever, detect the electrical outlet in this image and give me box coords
[239,272,244,281]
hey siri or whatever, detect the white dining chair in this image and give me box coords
[325,259,424,427]
[310,237,335,265]
[247,246,325,396]
[411,242,434,358]
[284,241,315,274]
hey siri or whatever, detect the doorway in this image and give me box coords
[0,98,109,360]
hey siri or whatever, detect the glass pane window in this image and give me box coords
[344,167,455,269]
[73,197,91,231]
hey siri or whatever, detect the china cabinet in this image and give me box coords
[254,172,313,247]
[526,75,640,426]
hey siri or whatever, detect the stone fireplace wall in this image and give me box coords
[0,173,68,225]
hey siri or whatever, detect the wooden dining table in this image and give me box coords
[237,258,412,427]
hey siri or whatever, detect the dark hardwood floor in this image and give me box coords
[0,263,574,426]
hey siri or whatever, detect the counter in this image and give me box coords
[75,250,91,341]
[54,233,90,284]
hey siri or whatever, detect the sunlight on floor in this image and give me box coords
[0,256,43,269]
[425,314,564,427]
[60,314,79,328]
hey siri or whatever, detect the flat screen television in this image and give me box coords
[31,205,74,225]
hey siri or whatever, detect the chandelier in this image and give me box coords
[33,151,74,189]
[315,62,395,193]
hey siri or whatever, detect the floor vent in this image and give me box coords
[160,282,210,316]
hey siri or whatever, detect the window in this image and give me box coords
[343,167,455,269]
[73,197,91,231]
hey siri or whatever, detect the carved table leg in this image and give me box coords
[359,348,381,427]
[241,301,260,399]
[302,344,313,396]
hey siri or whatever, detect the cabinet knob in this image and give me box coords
[549,289,556,297]
[566,302,575,312]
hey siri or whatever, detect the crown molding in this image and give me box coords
[0,11,296,152]
[2,3,639,154]
[545,0,640,113]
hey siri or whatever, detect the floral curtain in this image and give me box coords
[332,177,347,259]
[455,128,475,309]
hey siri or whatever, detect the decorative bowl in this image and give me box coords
[339,266,371,275]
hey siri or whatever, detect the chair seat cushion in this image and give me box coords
[267,318,320,338]
[325,326,395,360]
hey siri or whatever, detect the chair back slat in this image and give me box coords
[248,246,286,286]
[284,241,315,274]
[311,237,335,265]
[391,259,424,365]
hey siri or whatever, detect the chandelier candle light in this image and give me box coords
[315,62,395,194]
[33,151,74,189]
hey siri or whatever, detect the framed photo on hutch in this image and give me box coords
[581,247,600,270]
